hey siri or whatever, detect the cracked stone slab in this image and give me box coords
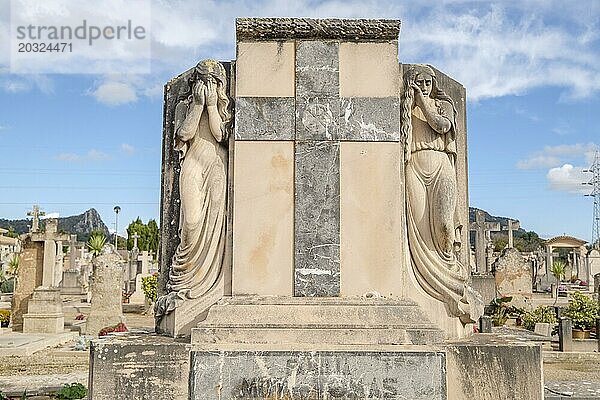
[190,350,446,400]
[296,41,339,98]
[296,96,340,141]
[235,97,295,140]
[340,97,400,141]
[294,141,340,297]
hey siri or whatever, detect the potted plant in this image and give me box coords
[0,310,10,328]
[562,291,599,339]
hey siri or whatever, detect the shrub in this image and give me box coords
[141,274,158,303]
[0,278,14,294]
[56,383,87,399]
[562,291,599,330]
[522,305,557,331]
[0,310,10,323]
[87,231,106,257]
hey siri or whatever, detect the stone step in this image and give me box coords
[200,296,432,327]
[191,326,444,345]
[191,296,445,345]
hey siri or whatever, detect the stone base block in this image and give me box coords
[191,295,445,346]
[22,314,64,334]
[156,276,226,337]
[88,332,543,400]
[89,333,191,400]
[190,349,446,399]
[446,335,543,400]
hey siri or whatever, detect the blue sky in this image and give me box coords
[0,0,599,242]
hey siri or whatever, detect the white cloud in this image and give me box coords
[91,81,137,106]
[54,149,111,162]
[120,143,135,155]
[547,164,591,194]
[42,212,60,219]
[517,143,598,170]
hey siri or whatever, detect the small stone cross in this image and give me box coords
[27,204,45,233]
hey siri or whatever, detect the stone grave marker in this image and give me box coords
[84,245,125,336]
[494,248,533,307]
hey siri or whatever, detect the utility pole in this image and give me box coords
[114,205,121,250]
[584,151,600,250]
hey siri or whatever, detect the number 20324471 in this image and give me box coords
[17,42,73,52]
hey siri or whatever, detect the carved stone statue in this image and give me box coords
[155,60,231,322]
[401,64,482,324]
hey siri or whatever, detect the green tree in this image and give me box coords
[6,226,18,239]
[126,218,159,255]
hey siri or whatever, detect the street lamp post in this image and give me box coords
[114,205,121,249]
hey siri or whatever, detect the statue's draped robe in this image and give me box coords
[406,101,475,322]
[169,100,227,299]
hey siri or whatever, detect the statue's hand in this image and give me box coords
[411,83,425,106]
[206,80,218,107]
[193,81,206,106]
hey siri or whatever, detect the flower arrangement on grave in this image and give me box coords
[522,305,557,332]
[98,322,128,336]
[562,291,599,331]
[487,297,523,326]
[0,310,10,327]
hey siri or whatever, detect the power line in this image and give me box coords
[583,151,600,249]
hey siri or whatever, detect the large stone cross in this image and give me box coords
[502,219,520,248]
[27,204,45,233]
[470,210,500,274]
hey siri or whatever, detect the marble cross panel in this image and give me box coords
[234,37,401,298]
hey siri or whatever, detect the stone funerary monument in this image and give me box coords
[89,18,542,399]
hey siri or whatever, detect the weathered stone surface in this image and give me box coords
[339,142,404,297]
[11,237,43,331]
[190,350,446,400]
[494,247,533,307]
[589,249,600,287]
[89,333,190,400]
[191,296,445,346]
[296,96,340,140]
[84,246,125,336]
[294,141,340,297]
[296,41,339,98]
[445,336,543,400]
[236,41,295,97]
[22,288,64,334]
[339,42,400,97]
[236,18,401,41]
[232,141,294,296]
[339,97,399,141]
[235,97,295,140]
[470,274,497,305]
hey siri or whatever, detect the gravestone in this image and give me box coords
[494,248,533,307]
[84,245,125,336]
[503,219,520,248]
[89,18,542,400]
[11,213,69,331]
[470,209,500,274]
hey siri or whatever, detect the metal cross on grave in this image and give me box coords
[26,204,45,233]
[469,210,501,274]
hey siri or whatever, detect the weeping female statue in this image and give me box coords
[155,60,231,321]
[401,64,482,324]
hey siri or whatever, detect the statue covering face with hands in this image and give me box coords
[156,60,231,319]
[401,64,482,324]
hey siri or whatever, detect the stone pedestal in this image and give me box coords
[128,273,152,305]
[22,287,64,334]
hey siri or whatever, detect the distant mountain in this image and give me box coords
[468,207,526,233]
[0,208,109,242]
